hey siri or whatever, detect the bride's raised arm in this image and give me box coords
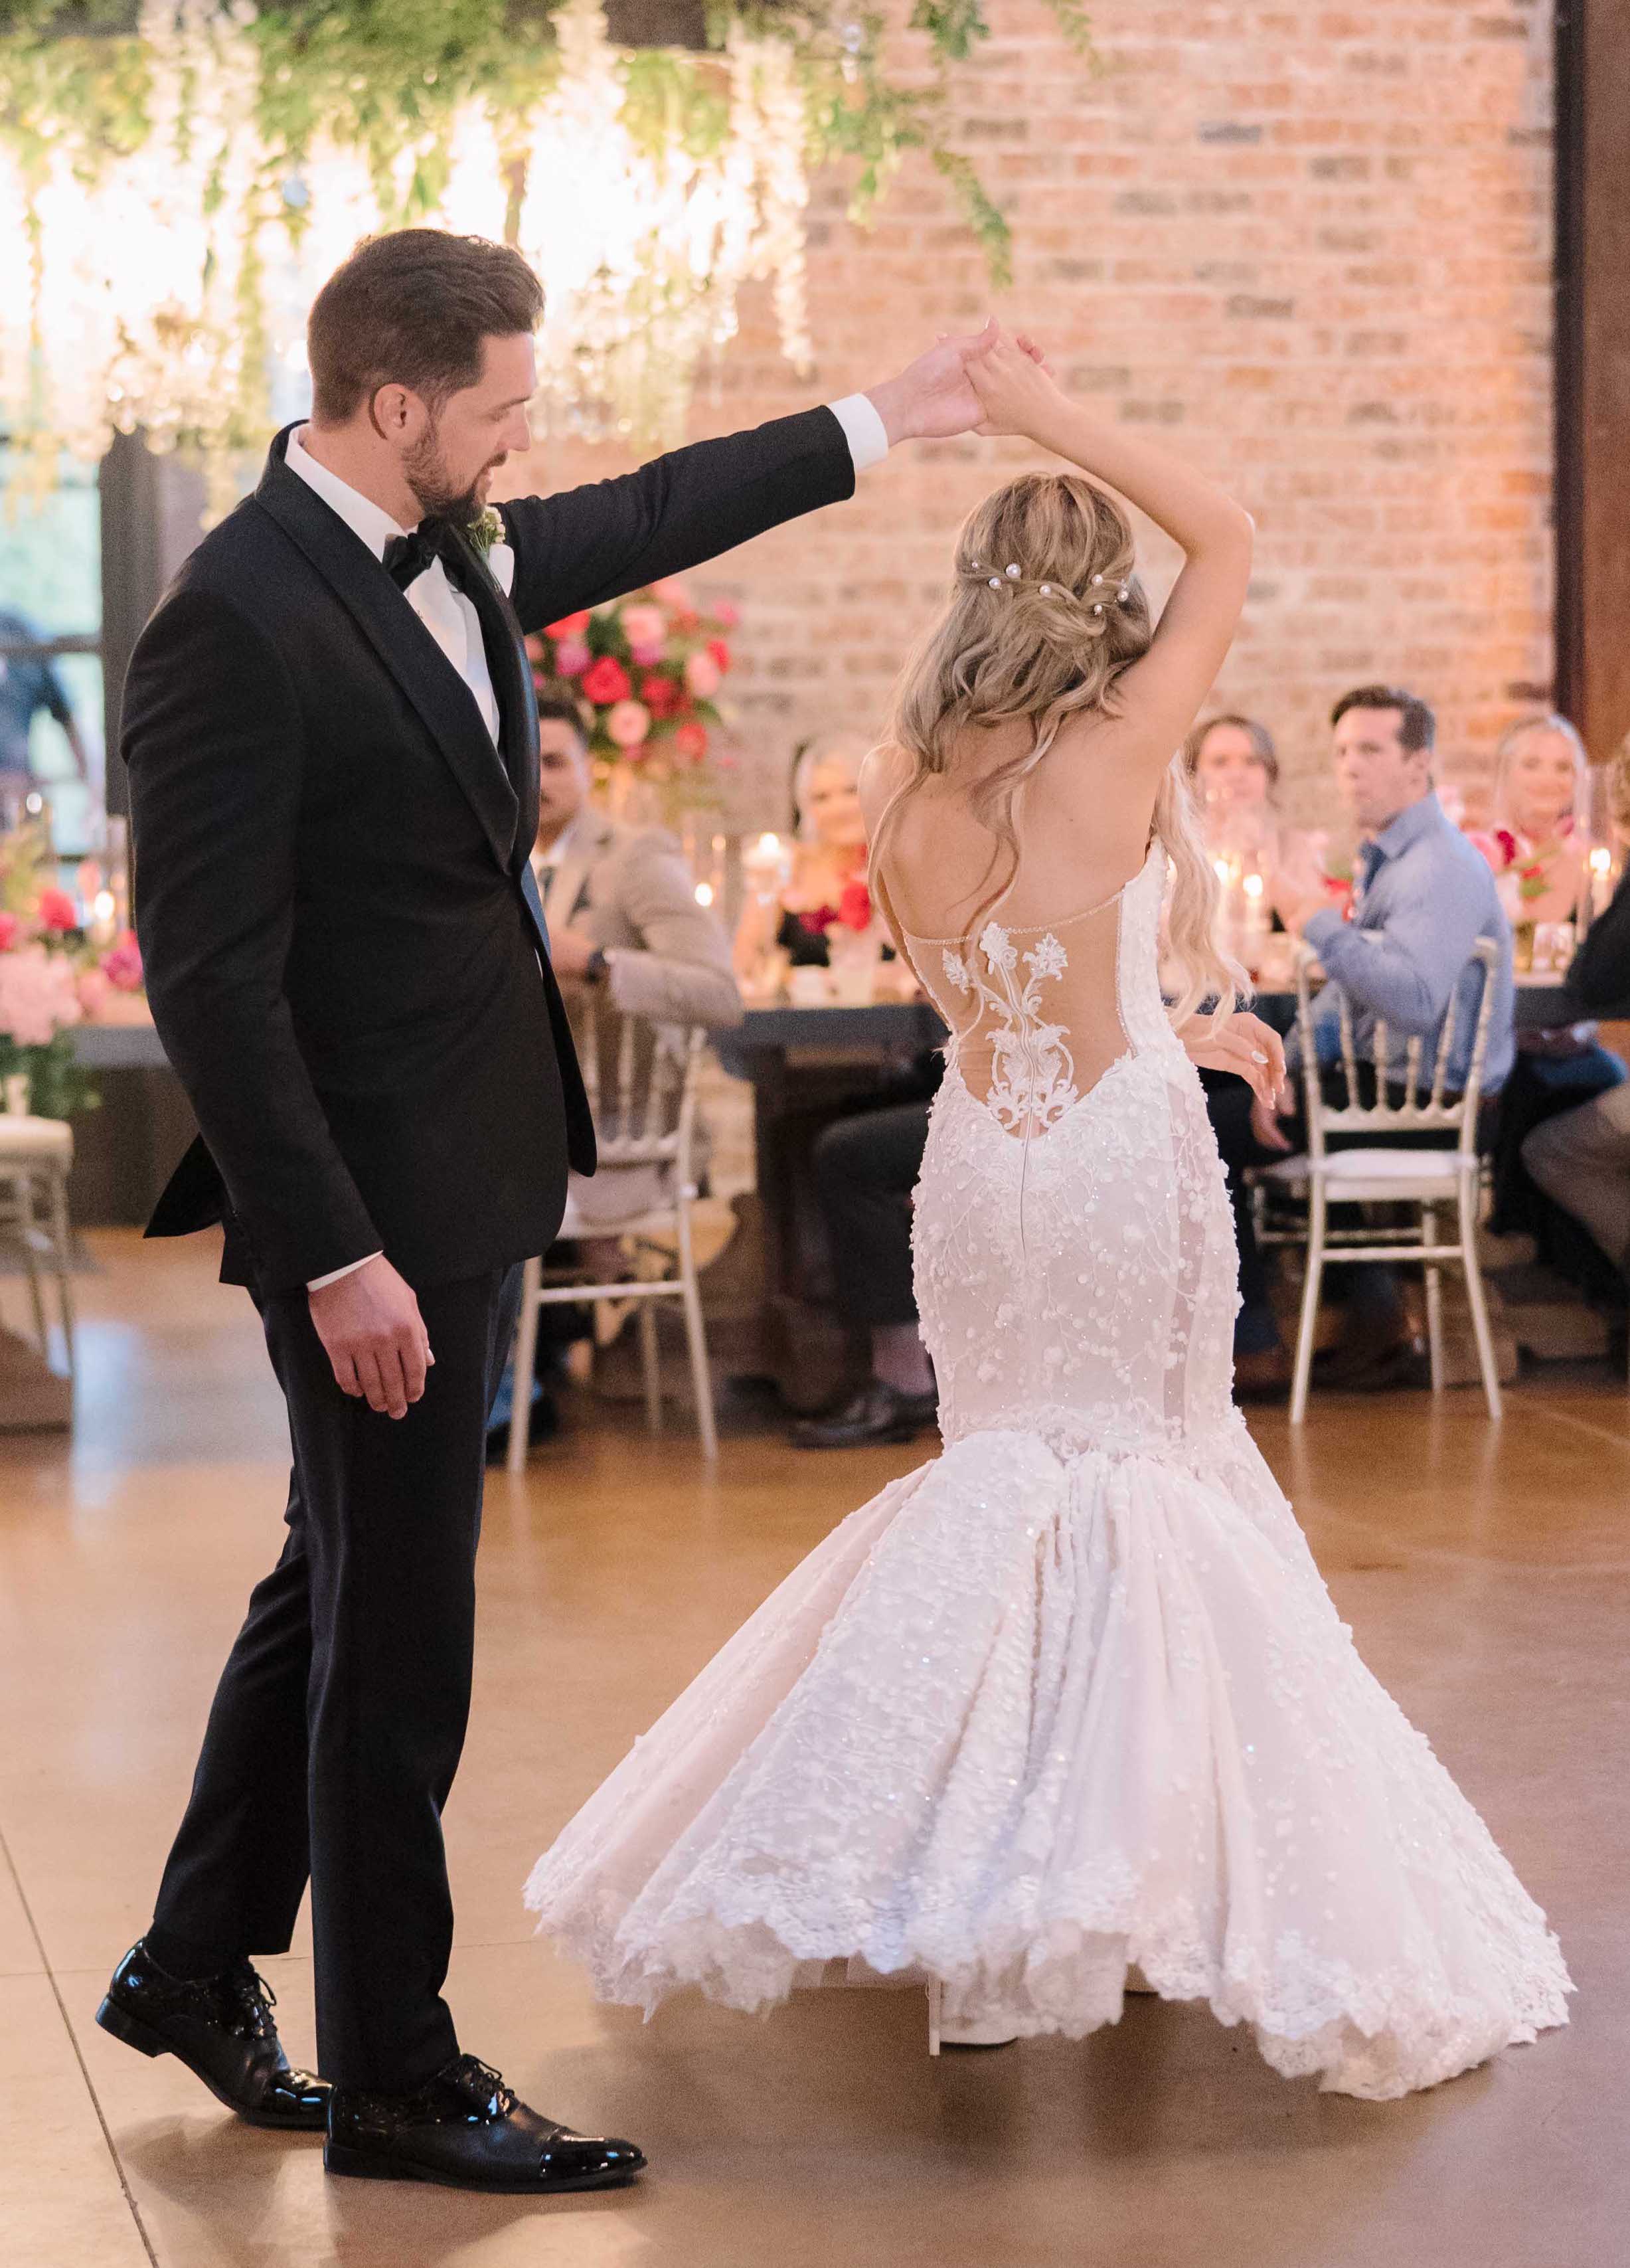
[966,333,1254,767]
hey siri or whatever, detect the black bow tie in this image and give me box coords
[382,522,469,595]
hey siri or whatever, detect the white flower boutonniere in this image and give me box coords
[467,505,515,596]
[464,505,517,594]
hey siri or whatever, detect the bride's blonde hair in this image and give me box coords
[874,472,1242,1029]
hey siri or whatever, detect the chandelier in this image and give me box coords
[0,0,815,509]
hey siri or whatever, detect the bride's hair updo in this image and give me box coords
[876,471,1240,1029]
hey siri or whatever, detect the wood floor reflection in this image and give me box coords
[2,1231,1624,2267]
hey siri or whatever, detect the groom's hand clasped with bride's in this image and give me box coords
[862,317,1046,444]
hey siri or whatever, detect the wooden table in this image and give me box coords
[64,1017,190,1225]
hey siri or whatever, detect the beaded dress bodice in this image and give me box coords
[904,845,1240,1460]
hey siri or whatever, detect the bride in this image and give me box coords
[525,333,1570,2099]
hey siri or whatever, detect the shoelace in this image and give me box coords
[224,1961,278,2041]
[443,2053,517,2119]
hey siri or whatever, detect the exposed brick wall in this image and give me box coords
[500,0,1555,835]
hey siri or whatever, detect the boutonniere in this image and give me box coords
[468,505,504,558]
[465,505,515,596]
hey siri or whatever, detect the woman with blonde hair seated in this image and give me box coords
[1523,730,1630,1312]
[1468,711,1589,928]
[732,729,873,979]
[1475,711,1626,1264]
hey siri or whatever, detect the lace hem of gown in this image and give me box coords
[525,1425,1572,2102]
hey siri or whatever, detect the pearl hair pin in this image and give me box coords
[963,558,1133,610]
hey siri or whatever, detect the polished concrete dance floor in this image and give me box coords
[2,1232,1624,2267]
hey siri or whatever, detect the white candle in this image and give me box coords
[1589,844,1613,919]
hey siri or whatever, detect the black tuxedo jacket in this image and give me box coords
[125,409,855,1292]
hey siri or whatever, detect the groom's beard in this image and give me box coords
[403,430,493,530]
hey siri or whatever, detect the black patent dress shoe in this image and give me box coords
[325,2053,645,2192]
[792,1380,938,1450]
[96,1941,329,2130]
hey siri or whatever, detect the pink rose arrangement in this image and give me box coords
[526,580,737,810]
[0,823,143,1118]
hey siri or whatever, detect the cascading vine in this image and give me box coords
[0,0,1096,511]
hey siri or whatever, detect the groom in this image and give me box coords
[100,228,999,2193]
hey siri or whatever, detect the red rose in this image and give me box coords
[580,655,632,705]
[0,913,17,951]
[641,672,683,719]
[837,876,872,932]
[544,610,592,639]
[38,887,78,933]
[673,721,709,762]
[706,638,730,674]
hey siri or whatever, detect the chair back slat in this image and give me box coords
[1427,994,1457,1112]
[1401,1035,1424,1118]
[568,992,706,1188]
[1296,936,1499,1152]
[1337,988,1362,1108]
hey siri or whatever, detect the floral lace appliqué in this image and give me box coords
[941,922,1078,1136]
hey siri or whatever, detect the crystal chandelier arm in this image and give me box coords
[125,586,383,1292]
[499,406,855,638]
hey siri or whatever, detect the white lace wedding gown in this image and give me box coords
[525,844,1570,2099]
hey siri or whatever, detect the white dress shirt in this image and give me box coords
[291,392,889,1292]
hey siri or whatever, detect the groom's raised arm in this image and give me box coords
[125,585,383,1292]
[499,401,873,636]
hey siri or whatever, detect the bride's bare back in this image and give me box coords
[863,720,1161,1124]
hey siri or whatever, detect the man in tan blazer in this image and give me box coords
[493,686,740,1451]
[531,686,742,1031]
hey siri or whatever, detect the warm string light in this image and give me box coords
[1,0,814,509]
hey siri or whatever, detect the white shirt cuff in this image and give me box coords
[826,393,890,474]
[307,1251,382,1291]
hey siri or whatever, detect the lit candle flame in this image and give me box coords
[1242,871,1264,901]
[694,882,714,907]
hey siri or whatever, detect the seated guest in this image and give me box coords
[533,686,742,1031]
[1184,711,1280,861]
[1212,685,1514,1393]
[490,688,741,1455]
[1468,711,1589,929]
[1524,737,1630,1293]
[1467,712,1625,1266]
[793,1074,941,1449]
[733,730,871,978]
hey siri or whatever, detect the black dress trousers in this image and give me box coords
[150,1263,523,2090]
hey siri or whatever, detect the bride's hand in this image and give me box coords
[1181,1010,1287,1110]
[965,328,1068,440]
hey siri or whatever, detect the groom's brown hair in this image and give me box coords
[307,228,544,426]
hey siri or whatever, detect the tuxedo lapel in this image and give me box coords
[253,432,521,874]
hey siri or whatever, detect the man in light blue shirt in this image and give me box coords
[1222,685,1513,1394]
[1273,686,1514,1103]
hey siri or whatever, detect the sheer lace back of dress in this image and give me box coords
[900,843,1168,1140]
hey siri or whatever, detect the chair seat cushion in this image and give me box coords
[1260,1145,1474,1191]
[559,1164,673,1237]
[0,1113,74,1164]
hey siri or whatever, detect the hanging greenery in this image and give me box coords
[0,1,1094,499]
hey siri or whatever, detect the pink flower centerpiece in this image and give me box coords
[0,822,139,1118]
[527,580,736,814]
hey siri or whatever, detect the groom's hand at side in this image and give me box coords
[309,1257,434,1419]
